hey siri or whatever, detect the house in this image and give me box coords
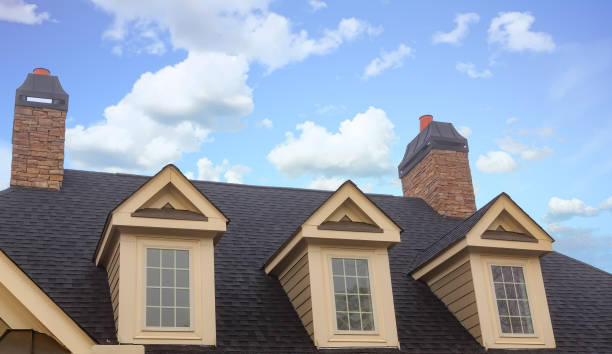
[0,68,610,354]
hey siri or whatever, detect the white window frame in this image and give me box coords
[143,246,194,332]
[489,262,537,338]
[328,255,378,335]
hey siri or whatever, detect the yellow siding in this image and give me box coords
[279,252,313,341]
[107,241,120,333]
[429,261,482,345]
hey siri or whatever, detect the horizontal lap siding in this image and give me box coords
[430,261,482,345]
[107,241,120,334]
[279,252,313,341]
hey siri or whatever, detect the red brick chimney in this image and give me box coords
[398,115,476,218]
[11,68,69,190]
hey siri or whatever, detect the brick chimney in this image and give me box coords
[398,115,476,218]
[11,68,69,190]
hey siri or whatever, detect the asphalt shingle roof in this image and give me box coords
[0,169,610,353]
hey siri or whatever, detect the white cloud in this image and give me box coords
[432,13,479,45]
[476,151,519,173]
[308,0,327,11]
[196,157,250,183]
[456,62,492,79]
[0,142,11,190]
[257,118,273,128]
[488,12,555,52]
[517,127,554,138]
[363,43,414,79]
[599,196,612,211]
[458,126,472,138]
[543,197,599,222]
[67,52,251,173]
[506,117,519,125]
[308,176,343,190]
[268,106,396,178]
[495,136,555,161]
[0,0,51,25]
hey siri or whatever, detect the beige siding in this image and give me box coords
[429,261,482,345]
[279,252,313,341]
[107,241,120,333]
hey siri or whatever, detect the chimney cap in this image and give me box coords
[15,70,69,111]
[33,67,50,75]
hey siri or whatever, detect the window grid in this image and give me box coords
[146,248,190,328]
[491,265,534,335]
[331,258,374,331]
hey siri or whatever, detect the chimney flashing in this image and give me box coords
[15,73,69,111]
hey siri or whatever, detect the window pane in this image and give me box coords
[491,265,533,335]
[162,269,174,287]
[335,295,347,311]
[356,259,369,276]
[176,289,189,307]
[162,288,174,307]
[332,258,344,275]
[146,307,160,327]
[336,312,349,330]
[147,249,160,267]
[161,308,174,327]
[344,259,356,276]
[330,257,374,332]
[176,250,189,269]
[345,277,357,293]
[162,250,174,268]
[176,270,189,288]
[176,308,190,327]
[147,268,160,286]
[147,287,160,306]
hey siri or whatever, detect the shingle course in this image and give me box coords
[0,170,610,353]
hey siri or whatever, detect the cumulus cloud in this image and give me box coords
[0,0,52,25]
[495,136,555,161]
[196,157,250,183]
[0,142,11,190]
[432,13,479,45]
[363,44,414,79]
[308,176,344,190]
[267,106,396,178]
[599,196,612,211]
[458,126,472,138]
[488,12,555,53]
[456,62,492,79]
[543,197,599,222]
[67,52,251,173]
[506,117,519,125]
[476,151,519,173]
[257,118,273,128]
[308,0,327,11]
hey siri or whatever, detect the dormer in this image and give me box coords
[265,181,402,349]
[94,165,228,345]
[411,193,555,350]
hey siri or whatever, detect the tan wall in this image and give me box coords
[426,257,481,344]
[107,240,120,333]
[279,251,313,340]
[401,149,476,218]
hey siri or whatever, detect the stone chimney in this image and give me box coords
[11,68,69,190]
[398,115,476,218]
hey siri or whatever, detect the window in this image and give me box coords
[491,265,533,335]
[145,248,190,328]
[331,258,374,331]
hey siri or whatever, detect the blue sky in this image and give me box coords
[0,0,611,271]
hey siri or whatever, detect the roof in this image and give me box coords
[0,170,611,353]
[397,121,468,179]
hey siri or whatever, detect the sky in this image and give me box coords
[0,0,611,272]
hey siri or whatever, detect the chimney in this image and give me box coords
[398,115,476,218]
[11,68,69,190]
